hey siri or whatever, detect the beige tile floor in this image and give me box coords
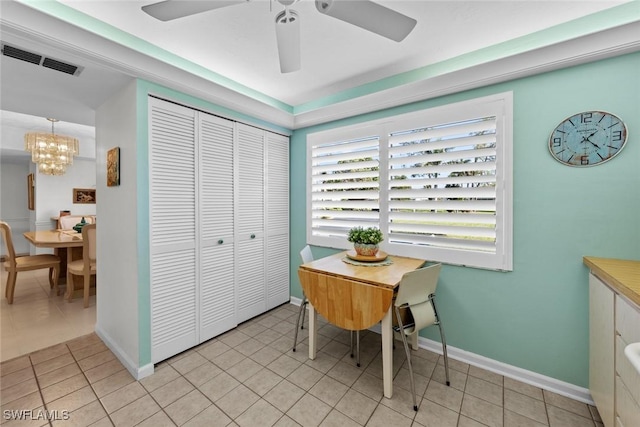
[2,296,603,427]
[1,269,96,362]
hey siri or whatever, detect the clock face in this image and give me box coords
[549,111,628,167]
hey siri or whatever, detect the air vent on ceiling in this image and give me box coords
[1,42,83,76]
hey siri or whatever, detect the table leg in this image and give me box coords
[308,303,318,360]
[382,308,393,398]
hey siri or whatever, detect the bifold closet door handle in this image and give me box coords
[250,234,256,239]
[218,239,224,244]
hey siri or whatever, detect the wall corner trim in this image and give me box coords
[95,325,154,381]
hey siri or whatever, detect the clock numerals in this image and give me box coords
[552,137,562,148]
[580,156,589,166]
[580,112,593,124]
[612,130,623,142]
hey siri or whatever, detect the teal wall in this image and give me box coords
[289,52,640,387]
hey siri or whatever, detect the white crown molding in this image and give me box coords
[293,20,640,129]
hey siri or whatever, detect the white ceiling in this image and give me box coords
[57,0,628,106]
[0,0,636,161]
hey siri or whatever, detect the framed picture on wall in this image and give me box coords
[73,188,96,204]
[107,147,120,187]
[27,173,34,210]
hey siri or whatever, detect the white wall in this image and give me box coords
[34,158,97,226]
[94,80,142,378]
[0,159,30,256]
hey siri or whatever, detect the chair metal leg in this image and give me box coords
[432,297,450,386]
[396,306,418,411]
[356,330,360,367]
[350,330,361,367]
[292,296,308,352]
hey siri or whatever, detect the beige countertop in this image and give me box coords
[584,257,640,307]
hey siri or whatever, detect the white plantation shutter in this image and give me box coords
[307,93,512,270]
[149,98,198,362]
[308,132,380,247]
[388,117,498,252]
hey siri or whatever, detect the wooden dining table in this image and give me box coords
[23,229,87,300]
[298,250,425,398]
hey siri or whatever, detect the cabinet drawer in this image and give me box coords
[616,295,640,344]
[616,335,640,404]
[616,375,640,427]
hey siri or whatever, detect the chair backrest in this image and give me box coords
[82,224,97,264]
[59,215,94,230]
[0,221,16,266]
[300,245,314,263]
[394,263,442,330]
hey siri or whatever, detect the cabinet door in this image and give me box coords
[589,273,615,427]
[236,123,266,323]
[149,98,198,363]
[265,132,290,310]
[199,114,237,341]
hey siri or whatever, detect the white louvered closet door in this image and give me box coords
[149,98,198,363]
[265,132,290,310]
[199,113,237,342]
[236,123,266,323]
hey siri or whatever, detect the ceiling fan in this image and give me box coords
[141,0,417,73]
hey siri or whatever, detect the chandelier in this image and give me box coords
[24,118,79,176]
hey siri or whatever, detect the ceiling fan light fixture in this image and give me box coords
[315,0,417,42]
[275,9,301,73]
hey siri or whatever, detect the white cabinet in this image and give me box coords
[149,97,289,362]
[589,274,615,427]
[615,296,640,427]
[589,272,640,427]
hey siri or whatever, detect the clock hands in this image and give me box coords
[580,130,601,149]
[582,136,600,149]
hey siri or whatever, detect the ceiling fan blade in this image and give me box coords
[142,0,248,21]
[315,0,416,42]
[275,10,301,73]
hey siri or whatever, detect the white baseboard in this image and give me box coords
[95,325,154,381]
[287,300,593,405]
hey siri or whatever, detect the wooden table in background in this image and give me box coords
[23,229,90,300]
[298,251,425,398]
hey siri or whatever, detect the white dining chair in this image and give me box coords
[293,245,361,365]
[394,263,450,411]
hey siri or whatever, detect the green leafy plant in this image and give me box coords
[347,226,384,245]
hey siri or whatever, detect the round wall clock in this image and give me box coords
[549,111,628,167]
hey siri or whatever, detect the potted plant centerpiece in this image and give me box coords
[347,226,384,256]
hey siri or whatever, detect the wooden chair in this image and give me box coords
[394,263,450,411]
[67,224,96,308]
[0,221,61,304]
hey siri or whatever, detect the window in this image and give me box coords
[307,92,513,271]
